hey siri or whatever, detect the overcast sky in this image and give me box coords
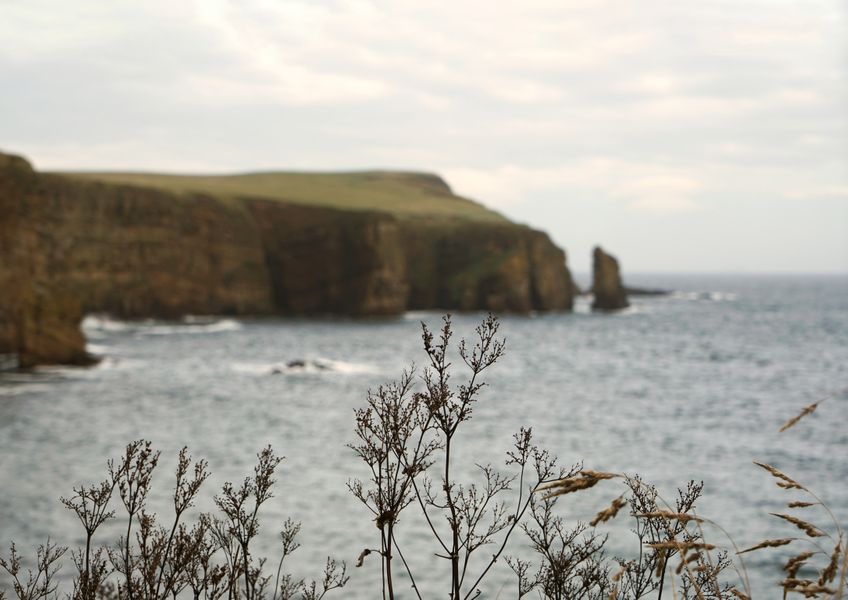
[2,0,846,273]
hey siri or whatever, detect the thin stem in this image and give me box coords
[445,437,460,600]
[272,549,286,600]
[242,542,251,600]
[391,535,422,600]
[834,540,847,600]
[462,484,535,600]
[125,512,134,600]
[386,525,396,600]
[380,528,389,600]
[410,477,449,553]
[698,516,752,598]
[84,532,91,590]
[154,515,181,599]
[656,557,667,600]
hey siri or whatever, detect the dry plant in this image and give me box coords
[347,315,744,599]
[344,314,813,599]
[737,391,847,600]
[506,390,846,600]
[1,443,347,600]
[508,469,744,600]
[348,315,570,600]
[2,317,844,600]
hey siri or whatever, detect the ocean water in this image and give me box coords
[0,274,846,598]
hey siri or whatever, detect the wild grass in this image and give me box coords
[0,316,844,599]
[55,171,507,224]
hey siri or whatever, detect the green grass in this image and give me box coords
[57,170,509,223]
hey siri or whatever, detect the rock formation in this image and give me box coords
[401,222,574,312]
[625,286,669,297]
[0,150,578,366]
[591,246,629,311]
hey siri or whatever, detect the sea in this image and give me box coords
[1,274,846,599]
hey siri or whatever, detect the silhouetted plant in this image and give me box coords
[346,314,760,599]
[110,439,160,600]
[349,315,570,599]
[0,541,67,600]
[506,479,613,599]
[61,477,115,600]
[1,443,345,600]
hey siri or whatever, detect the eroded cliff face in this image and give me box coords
[0,153,92,367]
[21,179,276,319]
[247,199,408,315]
[403,223,575,312]
[0,150,577,366]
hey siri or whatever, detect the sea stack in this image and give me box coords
[591,246,629,311]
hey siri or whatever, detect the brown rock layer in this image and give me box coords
[246,199,408,315]
[0,150,577,366]
[403,223,574,312]
[591,246,629,311]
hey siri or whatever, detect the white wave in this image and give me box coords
[231,362,273,375]
[85,343,110,355]
[709,291,737,302]
[83,315,133,332]
[572,298,593,314]
[29,356,145,378]
[182,315,217,323]
[231,357,375,376]
[672,291,700,301]
[142,319,242,335]
[92,357,146,371]
[0,383,52,397]
[83,315,242,336]
[611,304,649,316]
[403,311,438,321]
[672,291,736,302]
[317,358,375,374]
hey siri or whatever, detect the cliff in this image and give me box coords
[0,154,92,367]
[0,150,577,366]
[402,222,573,312]
[591,246,629,311]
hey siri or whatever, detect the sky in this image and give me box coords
[1,0,846,273]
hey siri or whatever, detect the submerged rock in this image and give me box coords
[270,359,332,374]
[591,246,629,311]
[625,286,669,297]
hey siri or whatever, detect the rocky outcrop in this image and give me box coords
[0,154,94,366]
[591,246,629,311]
[0,150,577,366]
[17,287,94,368]
[625,286,669,297]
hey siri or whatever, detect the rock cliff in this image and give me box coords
[0,150,578,366]
[246,199,408,315]
[402,223,573,312]
[0,154,93,366]
[591,246,629,311]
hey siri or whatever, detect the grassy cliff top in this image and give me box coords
[59,170,509,223]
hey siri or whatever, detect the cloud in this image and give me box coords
[442,159,703,215]
[181,72,391,106]
[787,185,848,200]
[612,175,702,213]
[1,0,846,271]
